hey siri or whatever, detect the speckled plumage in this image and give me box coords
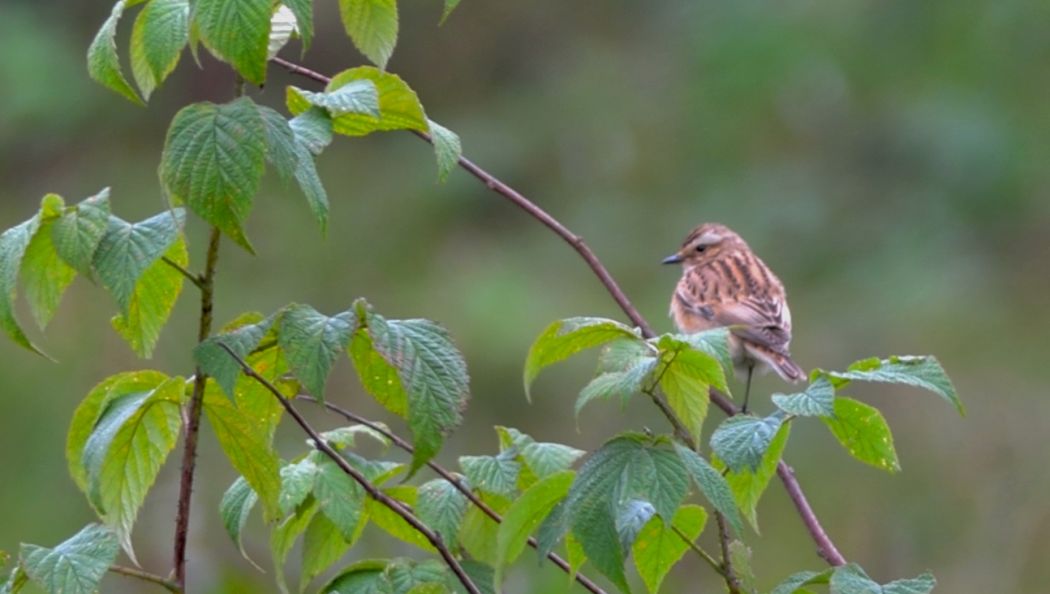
[665,223,804,383]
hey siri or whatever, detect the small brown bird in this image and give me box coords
[663,223,803,409]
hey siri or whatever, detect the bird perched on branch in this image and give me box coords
[663,223,803,410]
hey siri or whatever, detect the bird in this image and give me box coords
[663,222,803,410]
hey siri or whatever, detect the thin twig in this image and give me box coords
[297,395,610,594]
[269,56,847,568]
[219,345,482,594]
[109,565,181,593]
[715,512,744,594]
[670,525,725,578]
[161,256,204,290]
[173,226,222,589]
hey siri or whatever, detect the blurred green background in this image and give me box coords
[2,0,1049,592]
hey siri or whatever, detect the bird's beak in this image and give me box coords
[661,253,683,265]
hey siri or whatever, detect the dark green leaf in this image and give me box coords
[495,471,573,572]
[271,498,319,593]
[822,397,900,473]
[290,108,334,155]
[524,317,643,401]
[279,304,354,400]
[459,455,519,497]
[632,504,707,594]
[194,315,275,399]
[720,422,791,531]
[282,0,314,50]
[258,105,300,183]
[415,479,468,545]
[220,476,261,569]
[830,564,882,594]
[576,356,657,417]
[160,97,267,251]
[321,559,391,594]
[92,209,184,312]
[825,355,962,415]
[387,559,452,593]
[615,499,655,552]
[51,188,111,277]
[710,412,786,473]
[130,0,189,99]
[193,0,271,84]
[87,0,143,105]
[673,443,744,534]
[773,377,835,417]
[0,215,45,356]
[314,458,367,542]
[338,0,398,69]
[20,524,118,594]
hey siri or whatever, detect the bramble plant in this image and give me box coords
[0,2,963,594]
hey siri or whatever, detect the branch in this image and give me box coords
[218,345,482,594]
[715,512,744,594]
[269,56,847,568]
[109,565,181,593]
[173,226,222,589]
[671,525,727,580]
[297,395,610,594]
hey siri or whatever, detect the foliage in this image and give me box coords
[0,1,960,593]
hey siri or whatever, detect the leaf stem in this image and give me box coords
[219,345,482,594]
[670,525,726,579]
[270,56,848,568]
[109,565,182,593]
[161,256,204,290]
[297,395,610,594]
[172,226,221,589]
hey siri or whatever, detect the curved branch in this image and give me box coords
[269,56,847,568]
[297,396,609,594]
[218,345,482,594]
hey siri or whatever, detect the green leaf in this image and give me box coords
[52,189,111,277]
[825,355,962,415]
[272,498,319,594]
[0,215,46,356]
[204,387,282,520]
[632,504,707,594]
[21,198,77,330]
[291,108,334,155]
[387,559,453,593]
[321,559,390,593]
[459,493,510,565]
[314,457,367,542]
[666,328,734,377]
[193,0,271,84]
[160,97,267,251]
[258,105,301,184]
[415,479,468,545]
[728,540,757,593]
[111,234,187,357]
[338,0,398,69]
[320,424,392,450]
[367,486,434,552]
[66,371,168,494]
[279,457,319,516]
[356,306,470,474]
[495,471,573,575]
[822,397,900,473]
[459,455,520,497]
[656,335,728,440]
[770,569,832,594]
[709,412,786,473]
[20,524,118,594]
[440,0,461,24]
[287,81,381,118]
[773,377,835,417]
[496,428,585,482]
[92,209,184,312]
[576,356,657,417]
[82,376,185,560]
[829,564,934,594]
[282,0,314,50]
[317,67,427,136]
[459,561,496,594]
[672,443,744,534]
[720,422,791,531]
[301,513,353,592]
[267,5,299,60]
[88,0,143,105]
[524,317,643,401]
[657,333,730,393]
[882,573,937,594]
[279,304,355,400]
[426,119,461,183]
[220,476,261,569]
[195,314,275,398]
[130,0,189,99]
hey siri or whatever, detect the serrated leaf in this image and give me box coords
[338,0,398,69]
[93,209,184,312]
[719,422,791,531]
[301,512,353,592]
[459,561,496,594]
[710,412,786,473]
[20,524,118,594]
[111,234,187,357]
[672,443,744,534]
[426,119,461,183]
[88,0,143,105]
[576,356,657,417]
[204,387,282,520]
[822,397,900,473]
[314,457,367,542]
[258,105,301,184]
[288,81,381,117]
[279,457,319,516]
[882,573,936,594]
[279,304,354,400]
[82,376,185,560]
[291,108,334,155]
[632,504,707,594]
[268,5,298,60]
[160,97,267,251]
[519,442,584,481]
[321,559,391,593]
[193,0,271,84]
[282,0,314,50]
[657,333,730,393]
[459,455,520,497]
[272,498,319,594]
[495,470,572,575]
[825,356,962,415]
[130,0,189,99]
[66,370,168,494]
[830,564,882,594]
[195,314,275,398]
[524,317,644,401]
[773,377,835,417]
[771,569,832,594]
[22,203,77,330]
[220,476,261,569]
[0,215,46,356]
[313,67,427,136]
[387,559,452,593]
[657,335,728,440]
[415,479,468,545]
[667,328,734,378]
[52,189,111,277]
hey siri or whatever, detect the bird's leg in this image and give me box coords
[742,363,754,413]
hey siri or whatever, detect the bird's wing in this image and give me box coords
[709,298,792,354]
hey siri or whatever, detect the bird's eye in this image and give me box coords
[695,245,707,253]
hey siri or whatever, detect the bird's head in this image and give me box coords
[661,222,747,267]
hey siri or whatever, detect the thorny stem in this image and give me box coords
[109,565,182,593]
[219,345,482,594]
[270,56,847,569]
[172,226,221,589]
[297,395,610,594]
[716,511,744,594]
